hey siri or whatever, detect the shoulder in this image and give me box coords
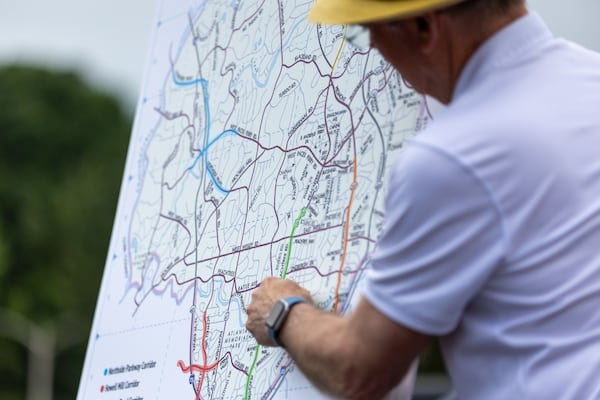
[368,140,507,335]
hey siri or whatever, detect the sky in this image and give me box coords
[0,0,156,108]
[0,0,599,109]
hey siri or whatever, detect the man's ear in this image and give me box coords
[413,12,441,55]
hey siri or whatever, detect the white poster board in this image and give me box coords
[78,1,429,398]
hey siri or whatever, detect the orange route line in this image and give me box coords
[332,157,357,313]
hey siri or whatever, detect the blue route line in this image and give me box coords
[172,71,237,195]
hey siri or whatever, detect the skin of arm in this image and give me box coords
[245,277,431,400]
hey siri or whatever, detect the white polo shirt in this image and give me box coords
[365,12,600,399]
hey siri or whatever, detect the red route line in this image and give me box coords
[196,311,208,400]
[332,158,358,313]
[177,310,219,400]
[176,359,219,374]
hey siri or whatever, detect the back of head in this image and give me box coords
[443,0,527,42]
[444,0,525,23]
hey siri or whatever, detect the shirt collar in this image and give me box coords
[453,12,554,101]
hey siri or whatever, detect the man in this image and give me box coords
[246,0,600,398]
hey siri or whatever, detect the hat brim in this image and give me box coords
[308,0,466,25]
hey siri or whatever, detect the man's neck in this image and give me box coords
[434,5,529,104]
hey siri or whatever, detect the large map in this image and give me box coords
[78,0,430,399]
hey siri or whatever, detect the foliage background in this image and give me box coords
[0,65,130,400]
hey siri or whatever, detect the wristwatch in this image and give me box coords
[265,296,307,347]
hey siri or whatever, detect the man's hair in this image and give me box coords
[446,0,524,17]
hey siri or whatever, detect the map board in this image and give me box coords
[78,0,430,399]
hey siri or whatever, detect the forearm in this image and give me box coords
[245,278,428,399]
[278,303,352,397]
[278,303,413,399]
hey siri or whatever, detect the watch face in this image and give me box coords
[265,300,286,330]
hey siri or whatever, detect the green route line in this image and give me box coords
[244,207,307,400]
[282,207,307,279]
[244,344,261,400]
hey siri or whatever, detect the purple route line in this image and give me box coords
[158,235,372,296]
[182,223,344,267]
[265,357,294,396]
[122,216,373,305]
[223,351,249,376]
[160,213,193,240]
[150,277,196,305]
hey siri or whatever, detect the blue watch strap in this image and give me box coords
[267,323,282,346]
[267,296,307,347]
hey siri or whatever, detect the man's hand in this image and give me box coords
[245,277,313,346]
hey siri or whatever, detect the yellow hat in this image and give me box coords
[308,0,467,25]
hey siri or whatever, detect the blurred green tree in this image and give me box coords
[0,65,130,400]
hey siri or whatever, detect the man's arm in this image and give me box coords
[245,277,430,400]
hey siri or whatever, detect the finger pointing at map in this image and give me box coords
[246,277,313,347]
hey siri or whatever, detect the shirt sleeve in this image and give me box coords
[364,141,506,336]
